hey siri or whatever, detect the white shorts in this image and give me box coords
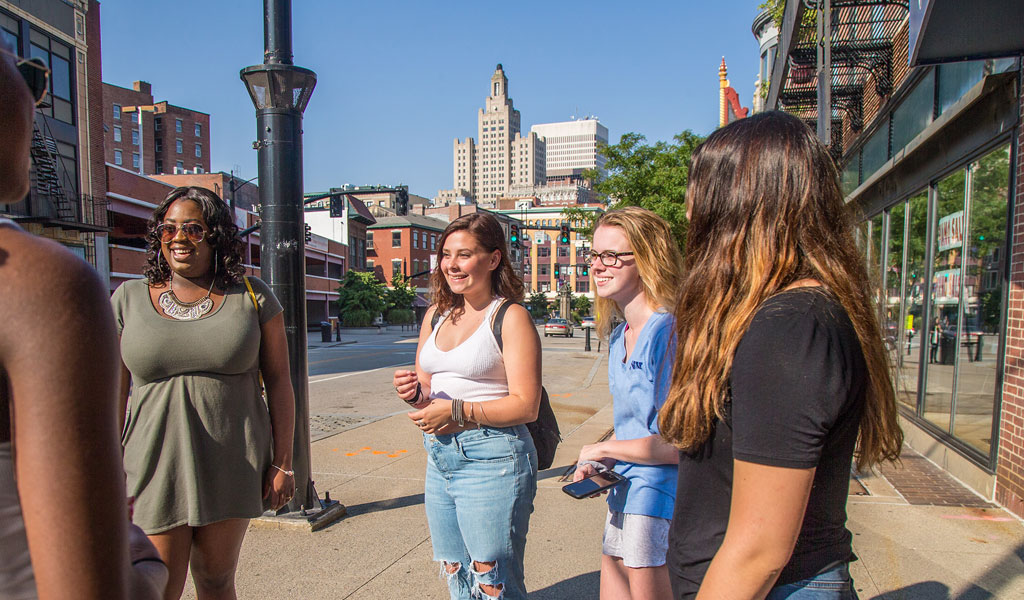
[601,509,670,568]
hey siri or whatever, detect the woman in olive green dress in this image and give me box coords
[113,186,295,600]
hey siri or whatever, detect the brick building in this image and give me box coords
[102,81,210,176]
[0,0,110,277]
[367,215,448,291]
[764,1,1024,517]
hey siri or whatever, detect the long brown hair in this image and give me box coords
[143,186,246,288]
[429,212,524,323]
[592,207,684,339]
[659,111,902,470]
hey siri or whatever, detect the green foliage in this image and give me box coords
[759,0,786,29]
[583,130,704,247]
[343,309,373,327]
[384,272,417,314]
[386,308,415,325]
[527,291,549,319]
[572,294,592,315]
[336,271,385,325]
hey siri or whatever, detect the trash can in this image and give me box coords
[320,321,331,343]
[939,332,956,365]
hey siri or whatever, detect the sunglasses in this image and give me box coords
[156,223,208,243]
[0,46,50,107]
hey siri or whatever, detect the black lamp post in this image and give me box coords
[240,0,318,513]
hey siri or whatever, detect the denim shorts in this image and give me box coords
[602,510,670,568]
[765,563,858,600]
[423,425,538,600]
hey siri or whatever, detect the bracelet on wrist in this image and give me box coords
[404,382,423,406]
[271,464,294,477]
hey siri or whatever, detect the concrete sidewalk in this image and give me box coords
[179,348,1022,599]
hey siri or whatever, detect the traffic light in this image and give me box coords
[578,263,588,277]
[553,262,561,278]
[559,224,570,244]
[509,223,521,249]
[304,223,312,243]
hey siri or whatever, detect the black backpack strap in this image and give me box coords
[490,299,513,352]
[430,308,441,332]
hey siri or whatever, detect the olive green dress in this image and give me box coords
[112,277,283,534]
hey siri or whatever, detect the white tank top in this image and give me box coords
[0,442,36,599]
[419,298,508,404]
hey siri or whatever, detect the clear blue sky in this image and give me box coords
[98,0,765,199]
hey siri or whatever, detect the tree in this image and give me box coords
[527,291,549,320]
[572,294,592,315]
[583,130,704,246]
[335,271,385,326]
[383,273,417,324]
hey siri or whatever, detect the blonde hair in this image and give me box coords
[658,111,902,470]
[592,206,685,339]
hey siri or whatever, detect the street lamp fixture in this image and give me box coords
[240,63,316,112]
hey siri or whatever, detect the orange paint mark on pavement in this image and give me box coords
[941,514,1014,521]
[342,447,408,457]
[550,393,572,398]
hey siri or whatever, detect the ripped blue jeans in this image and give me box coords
[424,425,537,599]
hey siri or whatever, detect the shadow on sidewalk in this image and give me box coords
[529,571,600,598]
[343,492,425,518]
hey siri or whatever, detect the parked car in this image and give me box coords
[544,318,573,338]
[580,316,596,329]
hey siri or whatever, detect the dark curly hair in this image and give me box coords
[143,186,246,287]
[430,212,524,324]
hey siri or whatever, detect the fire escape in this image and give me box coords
[770,0,909,161]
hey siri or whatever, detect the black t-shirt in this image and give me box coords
[667,288,867,598]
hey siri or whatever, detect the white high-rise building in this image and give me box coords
[530,118,609,178]
[445,65,546,207]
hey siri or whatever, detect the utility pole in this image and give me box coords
[241,0,342,529]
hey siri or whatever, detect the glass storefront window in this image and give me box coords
[891,70,934,154]
[937,60,985,116]
[861,118,890,183]
[841,155,860,196]
[902,193,929,410]
[885,202,906,368]
[924,169,967,432]
[953,144,1011,454]
[868,213,884,322]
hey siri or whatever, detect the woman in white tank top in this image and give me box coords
[393,212,541,600]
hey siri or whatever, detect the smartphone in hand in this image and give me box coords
[562,470,627,499]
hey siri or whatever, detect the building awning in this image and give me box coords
[910,0,1024,66]
[413,293,431,308]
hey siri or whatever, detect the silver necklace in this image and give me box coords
[158,275,217,321]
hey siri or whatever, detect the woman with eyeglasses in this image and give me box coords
[571,206,684,599]
[1,41,166,599]
[112,186,295,600]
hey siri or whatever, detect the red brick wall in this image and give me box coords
[103,83,155,174]
[153,103,211,175]
[367,226,438,286]
[996,62,1024,519]
[106,164,175,205]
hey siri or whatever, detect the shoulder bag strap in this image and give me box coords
[490,299,513,353]
[243,277,266,393]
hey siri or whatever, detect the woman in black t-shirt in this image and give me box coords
[659,111,903,600]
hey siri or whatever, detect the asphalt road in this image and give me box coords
[305,326,603,440]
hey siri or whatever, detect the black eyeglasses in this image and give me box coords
[0,46,50,107]
[584,250,635,267]
[156,223,207,243]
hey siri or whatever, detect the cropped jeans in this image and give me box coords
[765,563,858,600]
[423,425,538,600]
